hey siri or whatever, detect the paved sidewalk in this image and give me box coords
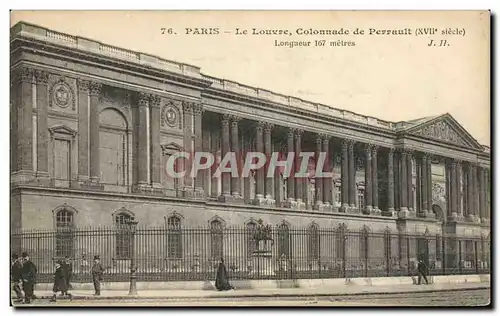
[25,282,489,300]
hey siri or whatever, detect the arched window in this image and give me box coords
[307,224,319,260]
[115,212,132,259]
[99,108,128,187]
[277,222,290,259]
[55,209,75,258]
[166,216,182,259]
[210,219,224,259]
[246,221,257,258]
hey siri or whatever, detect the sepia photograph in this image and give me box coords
[9,10,491,307]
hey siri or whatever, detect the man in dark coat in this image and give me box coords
[21,252,37,304]
[11,254,24,302]
[50,261,71,302]
[417,258,429,285]
[215,258,234,291]
[62,256,73,291]
[91,255,104,296]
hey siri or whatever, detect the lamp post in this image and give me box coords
[127,217,139,296]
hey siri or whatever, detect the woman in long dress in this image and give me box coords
[215,258,234,291]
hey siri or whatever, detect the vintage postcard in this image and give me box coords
[9,10,490,307]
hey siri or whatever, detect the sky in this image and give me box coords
[10,10,491,146]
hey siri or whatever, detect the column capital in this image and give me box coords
[150,94,162,109]
[192,102,204,115]
[287,127,294,138]
[14,67,34,84]
[230,116,241,129]
[77,79,90,93]
[321,134,330,145]
[138,92,150,107]
[315,134,323,144]
[221,114,230,126]
[388,147,395,156]
[364,143,373,153]
[89,82,102,97]
[263,122,274,133]
[182,100,194,114]
[292,128,304,137]
[371,145,379,154]
[34,69,49,85]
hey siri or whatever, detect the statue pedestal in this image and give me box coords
[250,240,275,277]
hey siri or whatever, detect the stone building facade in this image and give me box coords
[10,22,490,274]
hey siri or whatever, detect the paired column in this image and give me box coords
[363,144,373,214]
[478,166,485,222]
[314,135,323,208]
[466,163,474,221]
[264,123,274,202]
[219,114,231,201]
[230,116,241,199]
[150,95,162,188]
[340,139,349,212]
[89,82,102,183]
[449,159,458,220]
[406,151,414,213]
[254,122,265,202]
[420,154,429,216]
[286,128,295,204]
[210,128,220,198]
[322,135,332,207]
[371,146,379,213]
[294,129,305,207]
[35,70,50,180]
[399,150,409,214]
[425,154,433,217]
[386,149,395,215]
[348,140,356,209]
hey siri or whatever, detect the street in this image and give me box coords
[13,289,490,307]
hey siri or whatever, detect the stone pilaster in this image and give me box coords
[348,140,356,210]
[322,135,332,211]
[89,81,102,184]
[77,79,90,183]
[218,114,232,202]
[13,67,34,181]
[478,166,485,223]
[34,69,50,183]
[285,128,295,206]
[150,95,162,190]
[314,134,323,209]
[456,161,463,219]
[192,103,204,196]
[384,148,395,216]
[136,92,150,188]
[252,122,265,205]
[340,139,349,212]
[466,163,474,222]
[371,145,380,215]
[264,122,275,205]
[485,168,490,224]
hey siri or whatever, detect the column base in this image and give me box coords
[382,208,397,217]
[398,208,410,219]
[348,206,361,214]
[319,203,333,212]
[11,170,35,185]
[465,214,475,222]
[314,201,324,211]
[132,183,152,194]
[339,204,349,213]
[218,193,234,203]
[448,212,459,222]
[481,218,490,225]
[35,171,51,186]
[370,208,382,216]
[362,206,372,215]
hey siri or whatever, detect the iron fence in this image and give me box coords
[11,226,490,283]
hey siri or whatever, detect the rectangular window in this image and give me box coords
[53,139,70,187]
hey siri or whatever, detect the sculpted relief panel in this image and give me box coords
[432,182,446,204]
[412,121,468,147]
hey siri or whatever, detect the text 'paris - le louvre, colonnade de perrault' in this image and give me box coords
[10,22,490,252]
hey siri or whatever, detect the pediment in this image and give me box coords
[48,124,77,136]
[405,114,483,150]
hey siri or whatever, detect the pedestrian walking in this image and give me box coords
[91,255,104,296]
[21,252,37,304]
[417,258,429,285]
[215,258,234,291]
[62,256,73,291]
[11,254,24,302]
[50,261,72,302]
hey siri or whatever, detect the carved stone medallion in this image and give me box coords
[161,103,179,128]
[50,79,75,110]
